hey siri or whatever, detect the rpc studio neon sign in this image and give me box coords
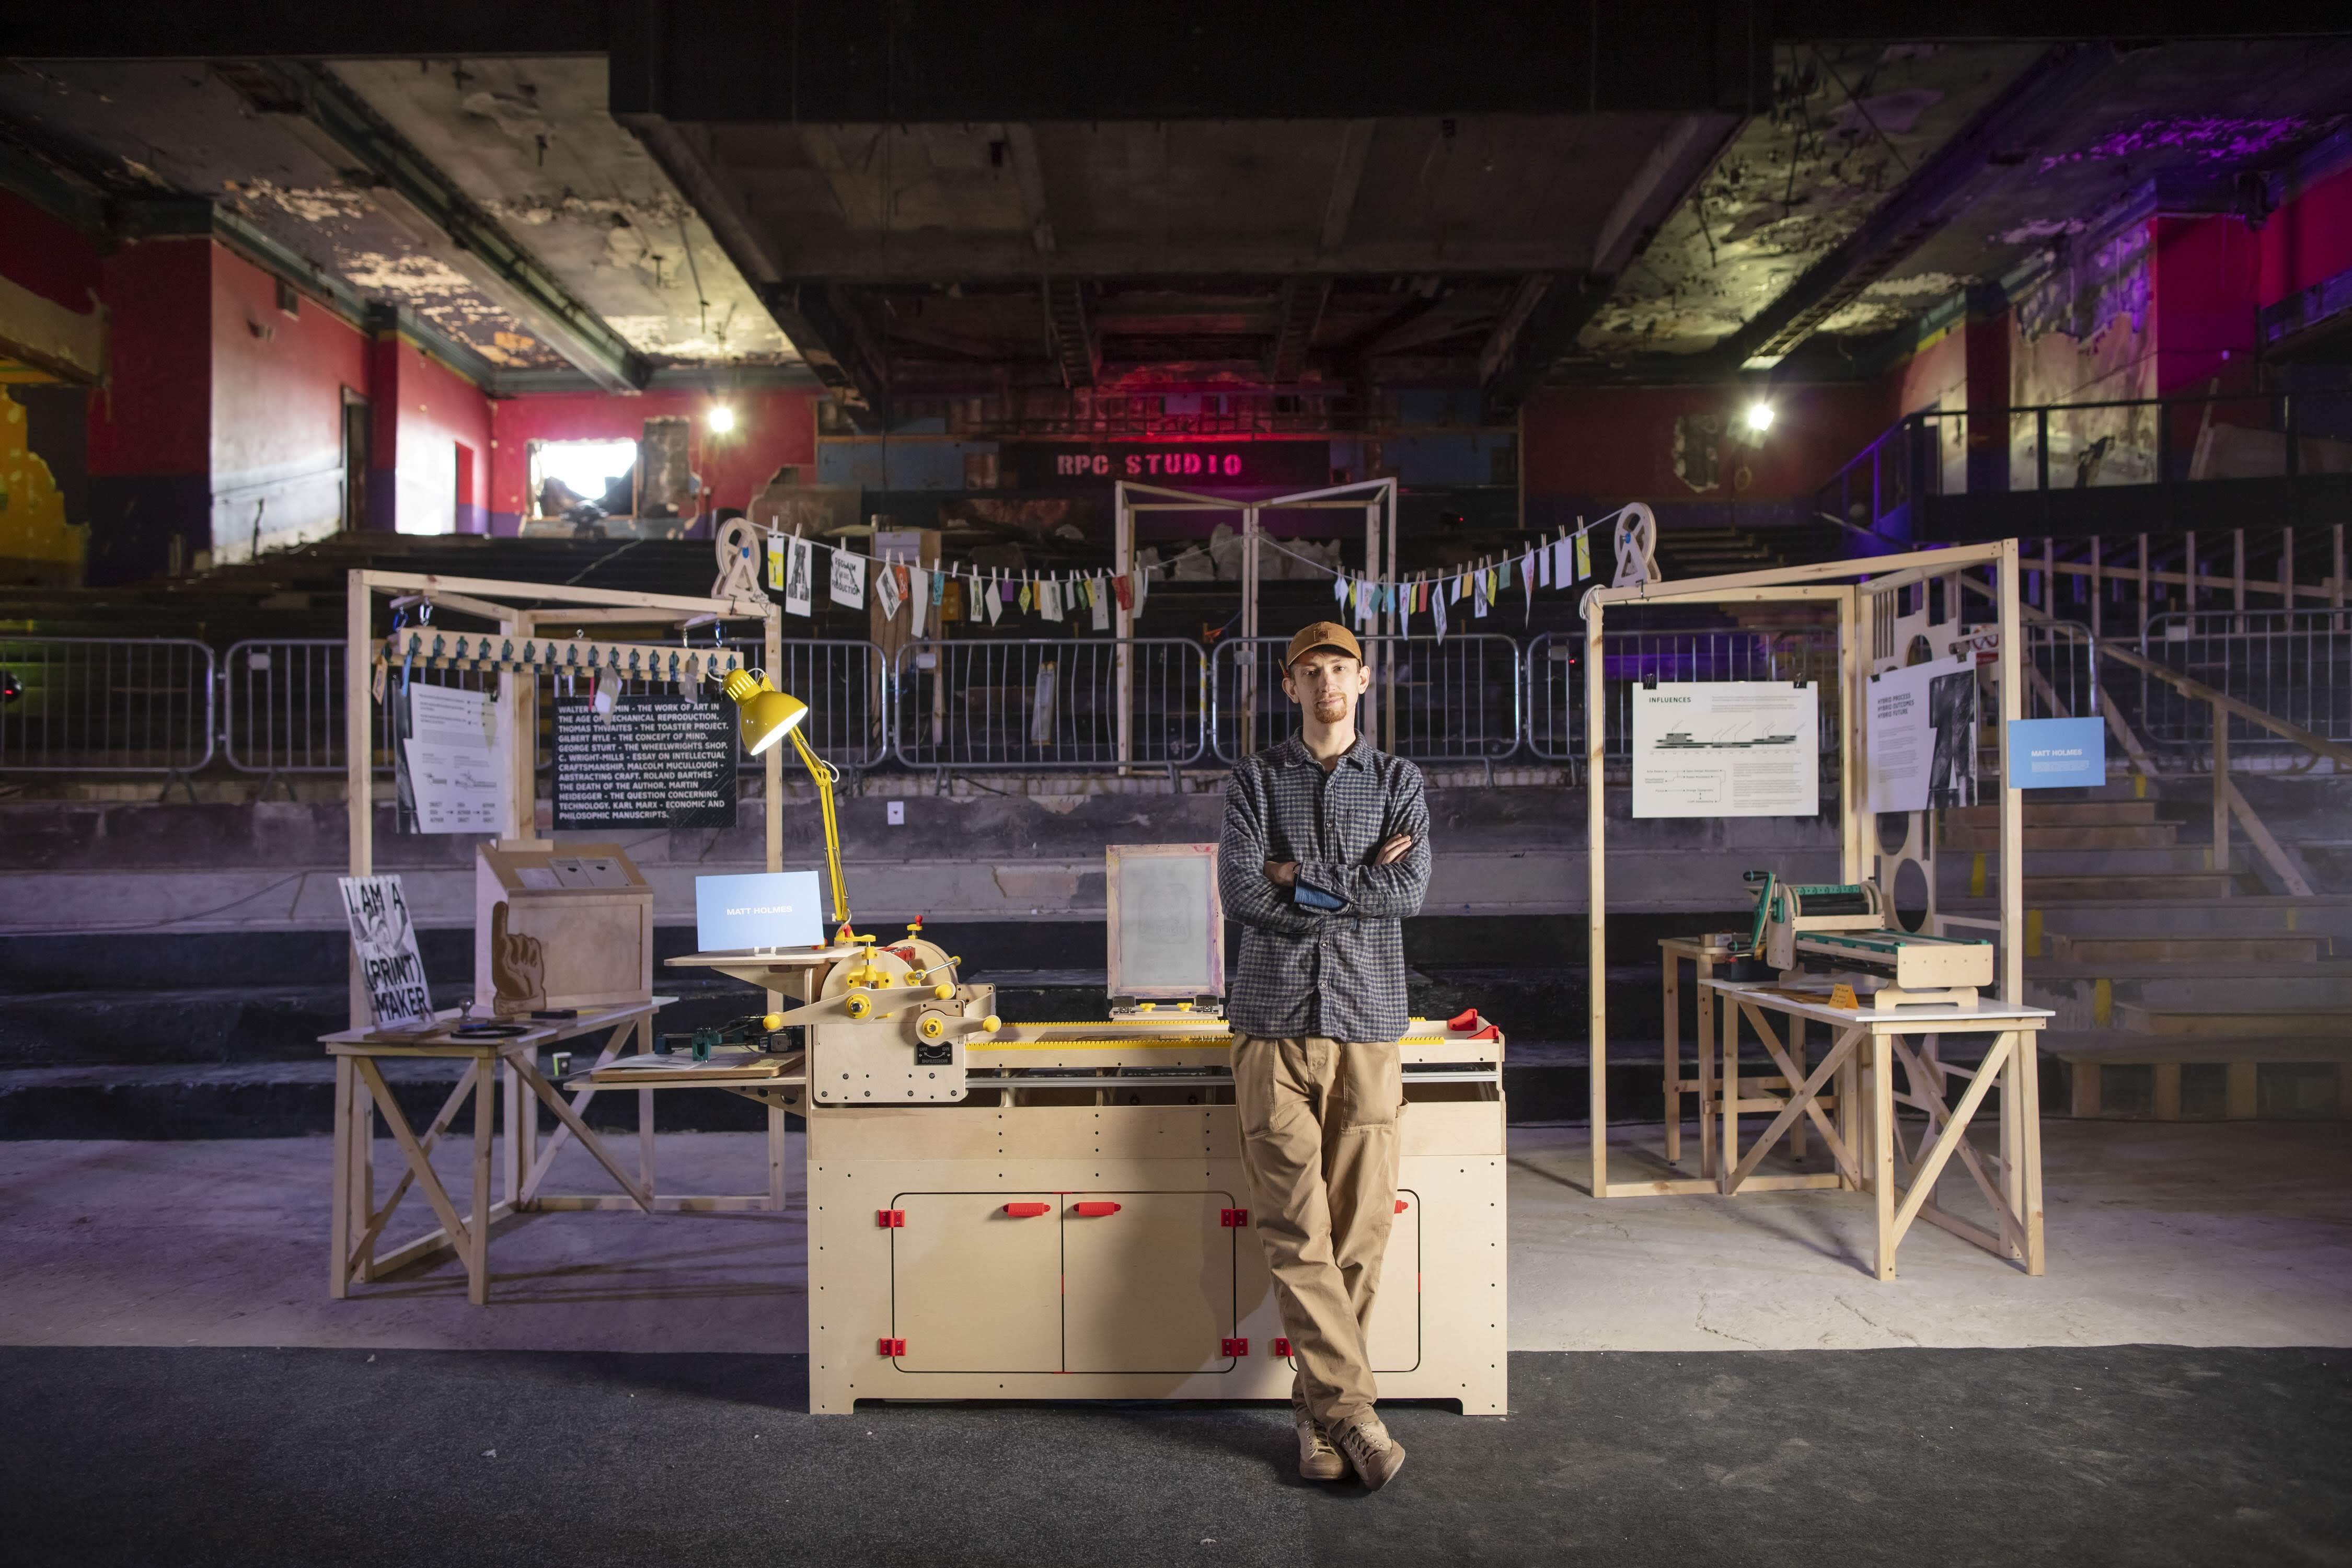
[1053,449,1248,478]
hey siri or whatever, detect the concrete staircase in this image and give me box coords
[1941,793,2352,1121]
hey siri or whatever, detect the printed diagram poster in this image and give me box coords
[402,684,504,834]
[338,874,432,1029]
[1632,682,1819,818]
[1866,654,1979,814]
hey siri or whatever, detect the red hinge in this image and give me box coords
[1446,1007,1480,1031]
[1071,1201,1122,1217]
[1395,1198,1410,1214]
[1220,1338,1249,1358]
[1004,1202,1052,1217]
[879,1338,906,1357]
[1220,1207,1249,1228]
[877,1208,905,1228]
[1273,1336,1293,1357]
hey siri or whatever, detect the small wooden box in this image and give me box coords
[474,841,654,1016]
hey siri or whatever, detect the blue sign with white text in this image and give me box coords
[2007,718,2106,789]
[695,871,824,951]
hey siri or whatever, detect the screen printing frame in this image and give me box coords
[1582,540,2029,1201]
[1104,842,1225,1001]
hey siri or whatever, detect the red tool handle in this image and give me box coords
[1071,1202,1122,1217]
[1002,1202,1052,1217]
[1446,1007,1480,1031]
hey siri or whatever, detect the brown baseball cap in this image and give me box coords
[1284,620,1363,668]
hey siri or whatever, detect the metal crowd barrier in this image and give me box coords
[223,639,345,774]
[0,637,215,774]
[1526,627,1840,768]
[1209,633,1521,765]
[224,637,890,775]
[2136,608,2352,750]
[890,637,1208,771]
[2022,619,2099,723]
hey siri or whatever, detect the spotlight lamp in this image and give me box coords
[718,668,848,927]
[1743,401,1775,434]
[707,404,737,434]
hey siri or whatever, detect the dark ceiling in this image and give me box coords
[4,4,2349,425]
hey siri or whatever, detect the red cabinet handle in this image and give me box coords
[1071,1202,1122,1217]
[1002,1202,1051,1217]
[1395,1199,1409,1214]
[1446,1007,1479,1031]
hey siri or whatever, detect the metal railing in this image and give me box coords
[1209,634,1521,764]
[1526,627,1839,767]
[1817,388,2352,541]
[2137,609,2352,750]
[890,637,1208,771]
[223,640,345,774]
[2023,620,2099,723]
[0,637,215,774]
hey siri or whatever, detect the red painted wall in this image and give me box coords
[0,187,104,316]
[1520,381,1894,504]
[209,243,368,559]
[2260,158,2352,306]
[2149,214,2262,397]
[488,387,820,533]
[380,335,493,535]
[83,237,212,478]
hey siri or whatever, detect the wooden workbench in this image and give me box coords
[325,996,795,1305]
[1704,979,2051,1281]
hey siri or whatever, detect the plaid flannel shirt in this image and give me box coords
[1218,734,1432,1042]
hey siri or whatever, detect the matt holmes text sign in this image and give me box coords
[552,693,736,831]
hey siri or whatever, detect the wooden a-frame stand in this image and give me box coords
[1583,541,2048,1279]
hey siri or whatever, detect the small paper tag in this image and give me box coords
[1829,983,1860,1011]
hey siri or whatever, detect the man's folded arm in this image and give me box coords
[1219,769,1325,935]
[1294,765,1432,919]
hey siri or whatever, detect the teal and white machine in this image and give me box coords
[1742,870,1993,1008]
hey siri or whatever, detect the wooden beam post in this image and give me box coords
[1586,594,1608,1196]
[1997,539,2023,1006]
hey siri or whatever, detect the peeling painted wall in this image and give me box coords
[209,245,366,563]
[1521,381,1893,506]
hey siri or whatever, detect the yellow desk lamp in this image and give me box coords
[720,668,850,933]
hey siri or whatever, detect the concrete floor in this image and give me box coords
[4,1120,2347,1354]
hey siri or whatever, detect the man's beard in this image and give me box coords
[1313,694,1350,722]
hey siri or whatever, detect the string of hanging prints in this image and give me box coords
[750,502,1654,637]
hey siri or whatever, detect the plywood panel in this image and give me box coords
[1064,1191,1236,1373]
[892,1192,1062,1373]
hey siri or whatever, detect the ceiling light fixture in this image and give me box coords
[707,405,737,434]
[1743,401,1775,434]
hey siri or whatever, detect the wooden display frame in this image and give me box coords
[1584,542,2037,1213]
[330,570,787,1299]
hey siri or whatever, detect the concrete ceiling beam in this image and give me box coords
[217,62,649,392]
[1712,43,2116,371]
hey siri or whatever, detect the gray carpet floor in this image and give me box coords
[3,1346,2346,1567]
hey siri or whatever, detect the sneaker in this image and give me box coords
[1293,1396,1346,1482]
[1331,1411,1406,1491]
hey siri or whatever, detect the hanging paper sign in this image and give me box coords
[1090,577,1111,631]
[984,575,1004,624]
[339,874,432,1030]
[784,535,814,617]
[1432,590,1449,641]
[828,547,867,609]
[909,567,930,637]
[401,684,503,835]
[1866,653,1980,813]
[1575,532,1592,581]
[874,558,905,620]
[1040,577,1064,622]
[1553,534,1572,585]
[1132,562,1150,616]
[765,532,786,592]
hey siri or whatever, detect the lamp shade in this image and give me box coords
[721,669,808,755]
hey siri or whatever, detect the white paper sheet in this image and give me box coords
[405,685,503,833]
[1632,682,1819,818]
[1866,654,1979,813]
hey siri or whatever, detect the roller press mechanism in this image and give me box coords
[770,933,1001,1103]
[1742,870,1992,1008]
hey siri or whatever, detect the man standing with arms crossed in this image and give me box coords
[1219,621,1429,1491]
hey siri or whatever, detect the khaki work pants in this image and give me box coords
[1232,1034,1402,1431]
